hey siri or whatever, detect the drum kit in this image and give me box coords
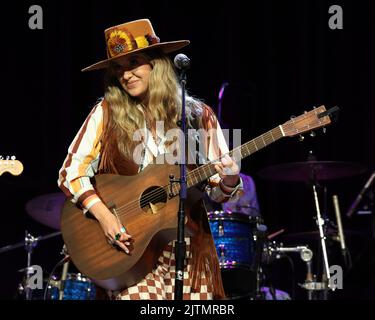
[0,192,97,300]
[0,158,369,300]
[208,158,368,300]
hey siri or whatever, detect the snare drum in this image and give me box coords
[208,211,261,298]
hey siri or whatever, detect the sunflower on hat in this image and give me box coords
[107,30,135,57]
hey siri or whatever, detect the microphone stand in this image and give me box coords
[174,67,188,300]
[310,171,332,298]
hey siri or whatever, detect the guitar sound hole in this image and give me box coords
[140,186,168,213]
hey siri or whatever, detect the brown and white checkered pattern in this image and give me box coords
[109,237,213,300]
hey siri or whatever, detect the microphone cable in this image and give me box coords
[43,256,69,300]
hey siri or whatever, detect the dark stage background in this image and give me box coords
[0,0,374,300]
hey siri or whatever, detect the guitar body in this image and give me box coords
[61,162,193,291]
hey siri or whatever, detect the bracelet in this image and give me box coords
[219,178,241,198]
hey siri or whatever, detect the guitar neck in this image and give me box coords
[169,126,284,195]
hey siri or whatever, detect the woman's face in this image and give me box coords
[114,54,152,103]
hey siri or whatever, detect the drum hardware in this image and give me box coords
[42,245,70,300]
[259,156,368,299]
[252,223,268,300]
[264,242,315,299]
[218,244,226,264]
[218,220,224,236]
[58,245,70,300]
[267,228,285,240]
[0,230,61,300]
[22,193,96,299]
[41,246,96,300]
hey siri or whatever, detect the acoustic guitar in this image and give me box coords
[61,106,332,290]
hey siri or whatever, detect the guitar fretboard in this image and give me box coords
[169,126,284,196]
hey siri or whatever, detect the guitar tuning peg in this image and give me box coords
[310,131,316,137]
[290,115,296,119]
[11,156,16,160]
[322,127,327,134]
[304,110,308,114]
[299,135,305,142]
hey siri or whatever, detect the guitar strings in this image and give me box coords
[113,121,310,216]
[112,115,322,217]
[113,123,300,216]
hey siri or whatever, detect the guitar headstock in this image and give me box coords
[0,156,24,176]
[281,106,332,137]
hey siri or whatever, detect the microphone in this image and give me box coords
[346,172,375,217]
[333,195,346,251]
[174,54,191,70]
[333,195,353,269]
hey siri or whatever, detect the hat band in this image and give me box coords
[107,28,160,58]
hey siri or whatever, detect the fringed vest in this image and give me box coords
[98,100,225,299]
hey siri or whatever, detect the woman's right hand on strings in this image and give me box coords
[89,201,132,254]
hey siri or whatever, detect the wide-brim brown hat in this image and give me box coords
[82,19,190,72]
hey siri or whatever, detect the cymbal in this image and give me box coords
[282,229,364,242]
[25,193,66,230]
[258,161,366,182]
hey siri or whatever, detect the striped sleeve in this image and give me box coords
[204,108,244,203]
[57,101,104,210]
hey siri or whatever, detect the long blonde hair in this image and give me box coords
[103,49,202,160]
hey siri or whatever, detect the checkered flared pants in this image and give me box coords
[109,237,213,300]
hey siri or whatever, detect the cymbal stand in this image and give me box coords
[0,230,61,300]
[311,176,332,298]
[24,231,38,300]
[58,245,70,300]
